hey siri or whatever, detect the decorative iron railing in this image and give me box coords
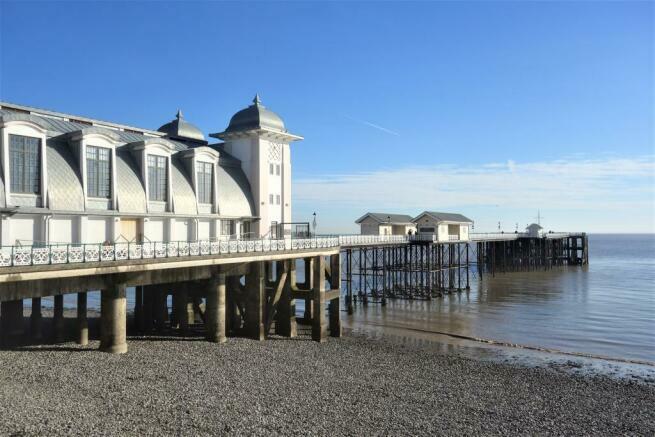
[0,232,583,268]
[0,237,340,268]
[336,235,410,246]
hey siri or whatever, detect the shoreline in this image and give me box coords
[0,327,653,435]
[13,307,655,385]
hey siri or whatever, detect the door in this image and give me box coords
[120,219,139,242]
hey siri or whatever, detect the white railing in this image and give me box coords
[0,237,340,268]
[337,235,410,246]
[470,232,524,241]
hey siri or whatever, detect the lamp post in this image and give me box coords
[312,212,317,236]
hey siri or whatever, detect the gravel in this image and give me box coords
[0,326,653,436]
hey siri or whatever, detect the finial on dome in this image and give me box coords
[176,109,183,119]
[253,94,262,105]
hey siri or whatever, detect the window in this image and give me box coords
[221,220,234,238]
[196,162,213,204]
[269,194,274,205]
[276,194,280,205]
[9,134,41,194]
[147,155,167,201]
[276,164,280,176]
[269,163,274,175]
[86,146,111,198]
[241,221,251,239]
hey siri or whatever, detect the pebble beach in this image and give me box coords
[0,324,653,436]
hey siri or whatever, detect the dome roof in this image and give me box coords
[224,95,286,134]
[158,110,206,143]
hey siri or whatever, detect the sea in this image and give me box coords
[46,234,654,365]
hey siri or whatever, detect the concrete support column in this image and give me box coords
[30,298,43,341]
[329,253,342,338]
[303,257,314,321]
[134,286,144,333]
[76,292,88,346]
[226,276,242,335]
[312,256,327,342]
[1,299,24,347]
[276,259,297,337]
[100,284,128,354]
[206,273,227,343]
[245,262,265,341]
[53,295,65,343]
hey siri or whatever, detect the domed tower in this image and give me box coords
[210,95,303,238]
[158,110,208,146]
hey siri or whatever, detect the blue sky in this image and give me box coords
[1,1,653,232]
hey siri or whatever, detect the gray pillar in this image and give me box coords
[226,276,242,334]
[100,284,128,354]
[1,299,24,347]
[276,259,297,338]
[245,262,265,341]
[206,273,227,343]
[53,295,65,343]
[303,257,314,321]
[329,253,342,338]
[312,256,327,342]
[76,292,88,346]
[30,298,43,341]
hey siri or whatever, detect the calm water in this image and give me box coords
[48,234,654,362]
[346,234,655,363]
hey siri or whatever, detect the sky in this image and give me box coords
[0,1,653,233]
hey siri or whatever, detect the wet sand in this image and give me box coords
[0,325,653,436]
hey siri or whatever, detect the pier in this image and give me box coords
[0,238,342,351]
[340,232,588,309]
[0,232,587,352]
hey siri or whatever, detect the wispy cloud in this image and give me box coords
[294,155,655,233]
[343,115,400,136]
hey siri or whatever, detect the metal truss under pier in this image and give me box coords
[341,234,588,311]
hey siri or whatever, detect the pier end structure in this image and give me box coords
[339,232,588,304]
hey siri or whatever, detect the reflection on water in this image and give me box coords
[346,234,655,363]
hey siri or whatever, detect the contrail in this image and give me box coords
[344,115,400,136]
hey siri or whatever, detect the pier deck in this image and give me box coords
[0,232,586,353]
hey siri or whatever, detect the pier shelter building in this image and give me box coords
[355,213,416,235]
[526,223,545,238]
[413,211,473,242]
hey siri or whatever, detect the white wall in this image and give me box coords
[49,216,77,244]
[460,224,470,241]
[145,218,165,242]
[8,215,41,245]
[197,219,212,240]
[173,218,191,242]
[86,217,110,244]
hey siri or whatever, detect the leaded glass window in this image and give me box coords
[221,220,234,238]
[9,134,41,194]
[86,146,111,198]
[196,162,213,204]
[147,155,167,201]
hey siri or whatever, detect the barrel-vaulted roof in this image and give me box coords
[0,101,257,219]
[47,142,85,211]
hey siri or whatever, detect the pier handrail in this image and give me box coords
[0,236,341,268]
